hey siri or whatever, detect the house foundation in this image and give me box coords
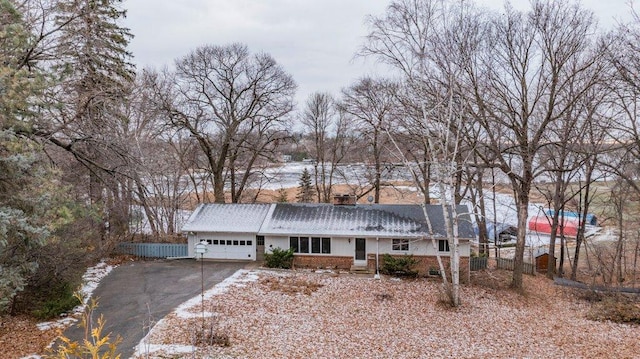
[367,254,470,283]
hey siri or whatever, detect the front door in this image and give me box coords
[256,235,265,261]
[355,238,366,265]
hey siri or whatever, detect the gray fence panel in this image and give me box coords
[117,242,189,259]
[496,257,535,275]
[470,257,488,271]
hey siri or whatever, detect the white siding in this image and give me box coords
[370,237,471,257]
[265,235,289,253]
[263,235,471,259]
[266,235,352,257]
[331,237,352,257]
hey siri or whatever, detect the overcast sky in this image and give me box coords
[123,0,634,108]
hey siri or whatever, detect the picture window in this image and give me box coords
[290,237,330,254]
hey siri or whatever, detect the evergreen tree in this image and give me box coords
[0,0,49,313]
[48,0,136,237]
[277,187,289,203]
[296,168,314,202]
[0,0,113,315]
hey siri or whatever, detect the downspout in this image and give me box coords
[375,237,380,279]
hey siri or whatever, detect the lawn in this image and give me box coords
[133,268,639,359]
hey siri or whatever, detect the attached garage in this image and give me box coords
[183,203,270,260]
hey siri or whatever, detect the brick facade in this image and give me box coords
[293,255,353,270]
[367,254,470,283]
[291,253,470,283]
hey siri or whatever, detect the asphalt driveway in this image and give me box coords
[59,259,248,359]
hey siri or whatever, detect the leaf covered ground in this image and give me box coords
[134,268,640,359]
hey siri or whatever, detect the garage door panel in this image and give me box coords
[201,237,254,260]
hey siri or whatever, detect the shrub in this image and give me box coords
[50,294,122,358]
[381,254,419,277]
[32,282,81,320]
[264,247,294,269]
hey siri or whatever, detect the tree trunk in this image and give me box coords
[558,235,565,278]
[512,194,529,289]
[213,170,225,203]
[471,171,488,254]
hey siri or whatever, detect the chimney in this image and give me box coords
[333,194,357,206]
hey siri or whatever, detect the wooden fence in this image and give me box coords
[496,257,535,275]
[117,242,189,259]
[470,256,488,271]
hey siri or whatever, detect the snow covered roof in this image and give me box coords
[182,203,272,233]
[182,203,475,239]
[259,203,475,239]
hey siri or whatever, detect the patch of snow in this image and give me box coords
[174,269,259,319]
[590,228,618,242]
[133,269,260,358]
[313,269,334,274]
[133,271,640,358]
[21,261,116,359]
[35,260,115,331]
[133,344,196,358]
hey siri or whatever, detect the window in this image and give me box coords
[240,240,246,245]
[289,236,322,254]
[233,240,239,246]
[321,237,331,254]
[438,239,450,252]
[213,240,219,245]
[311,237,331,254]
[226,240,232,245]
[289,237,299,252]
[392,239,409,251]
[247,240,252,246]
[299,237,309,253]
[311,237,321,253]
[205,239,213,245]
[256,236,265,246]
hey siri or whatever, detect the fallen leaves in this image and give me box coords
[135,269,640,359]
[0,316,59,359]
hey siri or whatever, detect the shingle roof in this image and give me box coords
[259,203,475,239]
[182,203,272,233]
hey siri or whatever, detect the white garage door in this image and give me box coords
[201,238,254,260]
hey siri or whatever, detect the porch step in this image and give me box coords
[350,265,372,274]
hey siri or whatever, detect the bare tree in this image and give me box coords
[465,0,603,289]
[360,0,484,306]
[149,44,296,203]
[300,92,351,203]
[339,77,398,203]
[534,77,610,279]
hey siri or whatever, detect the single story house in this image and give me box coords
[182,197,475,279]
